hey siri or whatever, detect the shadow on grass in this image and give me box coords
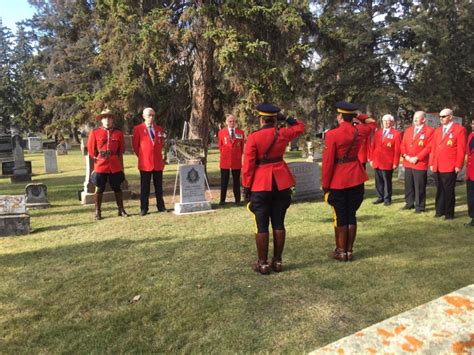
[0,236,177,267]
[31,206,91,217]
[31,222,90,233]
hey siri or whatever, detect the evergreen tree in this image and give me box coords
[0,19,15,131]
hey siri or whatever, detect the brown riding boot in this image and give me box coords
[346,224,357,261]
[330,226,347,261]
[94,193,103,220]
[272,229,286,272]
[115,191,128,217]
[253,232,270,274]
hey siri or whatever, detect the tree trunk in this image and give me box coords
[189,8,215,167]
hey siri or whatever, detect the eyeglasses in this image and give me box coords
[439,115,450,118]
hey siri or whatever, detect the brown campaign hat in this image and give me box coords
[95,109,116,121]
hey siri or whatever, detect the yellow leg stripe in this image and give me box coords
[246,201,258,234]
[324,191,337,227]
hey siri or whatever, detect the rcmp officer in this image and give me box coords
[132,107,166,216]
[218,114,245,205]
[242,104,305,274]
[400,111,434,213]
[88,109,128,220]
[465,117,474,227]
[429,108,466,220]
[322,102,375,261]
[370,114,402,206]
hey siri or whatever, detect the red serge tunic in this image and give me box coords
[132,123,165,172]
[242,120,305,192]
[429,123,466,173]
[88,127,124,173]
[218,128,245,169]
[370,128,402,170]
[400,125,435,171]
[466,133,474,181]
[322,121,373,190]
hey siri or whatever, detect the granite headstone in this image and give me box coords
[0,134,13,162]
[174,164,212,214]
[28,137,42,152]
[25,183,51,209]
[44,149,59,173]
[0,195,30,236]
[288,162,323,201]
[11,134,32,183]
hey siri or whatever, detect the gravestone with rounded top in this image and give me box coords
[25,183,51,209]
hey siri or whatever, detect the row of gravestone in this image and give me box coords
[0,133,64,181]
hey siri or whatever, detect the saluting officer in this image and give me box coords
[242,104,305,274]
[88,109,128,220]
[400,111,434,213]
[430,108,467,220]
[322,102,375,261]
[218,114,245,205]
[132,107,166,216]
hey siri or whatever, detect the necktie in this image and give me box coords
[230,128,235,140]
[414,127,420,138]
[442,126,447,138]
[148,126,155,141]
[382,129,388,141]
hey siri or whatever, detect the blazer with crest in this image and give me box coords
[370,127,402,170]
[429,123,466,173]
[218,128,245,169]
[132,122,165,172]
[400,124,435,170]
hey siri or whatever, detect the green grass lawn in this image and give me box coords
[1,149,473,353]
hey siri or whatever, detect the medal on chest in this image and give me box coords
[447,139,453,146]
[235,133,242,139]
[224,137,227,145]
[387,142,392,148]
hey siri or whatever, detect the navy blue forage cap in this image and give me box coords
[256,103,281,117]
[335,101,358,114]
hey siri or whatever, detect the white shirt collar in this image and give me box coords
[443,121,453,132]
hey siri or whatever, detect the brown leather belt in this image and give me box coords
[256,156,283,165]
[335,156,358,164]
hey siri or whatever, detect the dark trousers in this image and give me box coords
[467,180,474,218]
[374,168,393,202]
[248,186,292,233]
[326,184,365,226]
[220,169,241,203]
[140,170,165,212]
[433,171,456,217]
[404,168,428,211]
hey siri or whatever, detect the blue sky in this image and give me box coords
[0,0,36,32]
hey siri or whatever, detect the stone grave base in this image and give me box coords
[81,190,132,205]
[174,201,213,215]
[10,174,32,183]
[312,284,474,354]
[0,214,30,236]
[26,202,51,209]
[292,191,323,201]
